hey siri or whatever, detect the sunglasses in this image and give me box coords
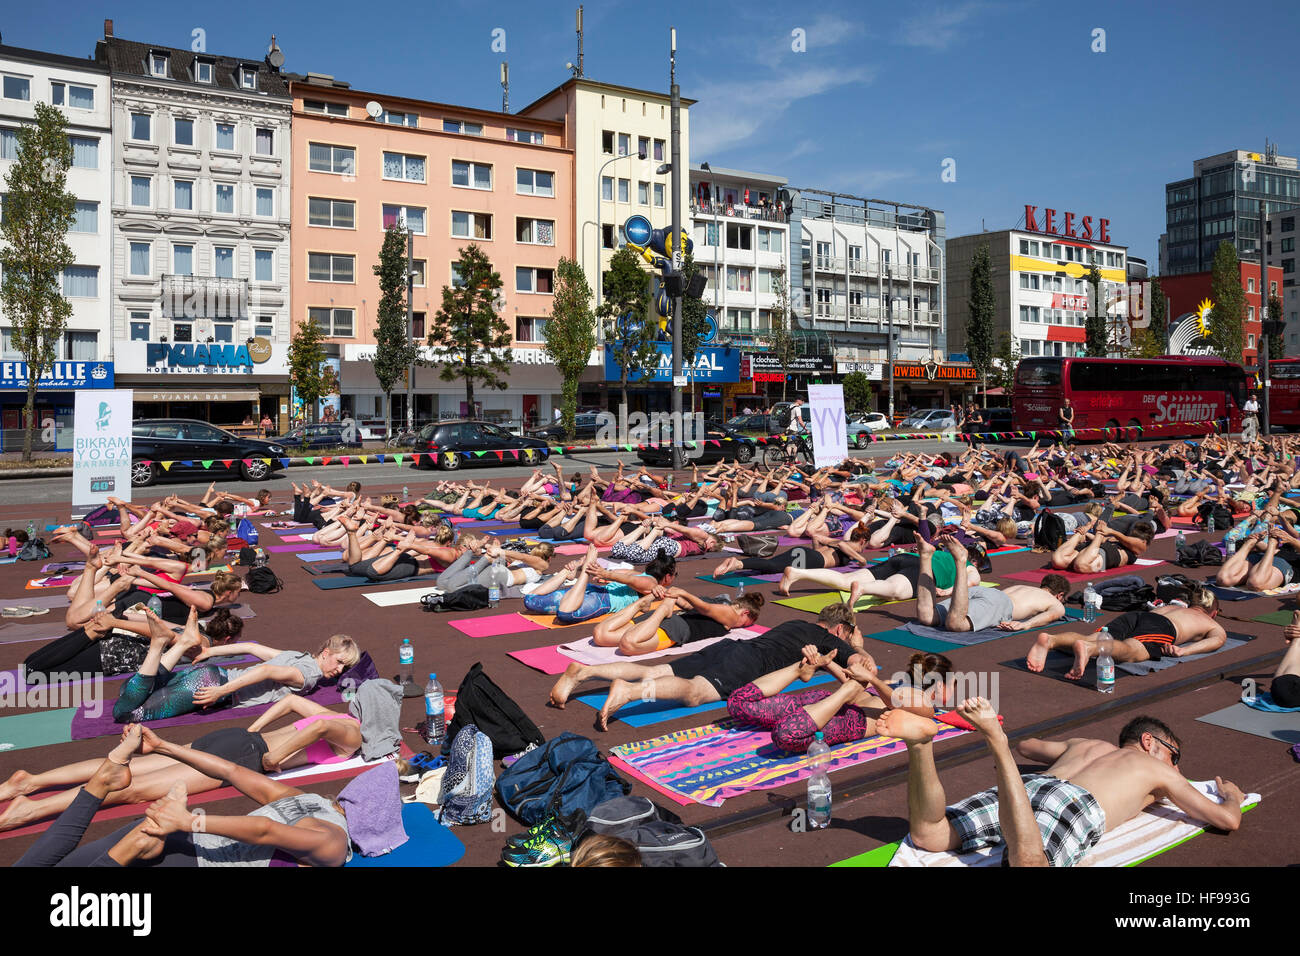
[1150,735,1181,766]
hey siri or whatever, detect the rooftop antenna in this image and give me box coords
[500,62,508,113]
[576,5,584,77]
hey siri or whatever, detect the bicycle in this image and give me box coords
[762,431,812,468]
[386,425,420,448]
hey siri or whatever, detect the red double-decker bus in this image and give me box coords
[1268,358,1300,429]
[1012,356,1245,436]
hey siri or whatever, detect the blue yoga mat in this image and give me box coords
[312,576,376,590]
[575,673,836,727]
[298,550,344,562]
[345,803,466,867]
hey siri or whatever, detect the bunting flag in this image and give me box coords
[375,454,386,464]
[509,449,520,459]
[494,450,504,460]
[180,460,194,467]
[393,454,403,465]
[409,454,420,465]
[304,457,316,465]
[340,457,350,467]
[279,458,291,468]
[261,458,272,466]
[221,459,234,468]
[358,455,369,464]
[321,457,332,466]
[474,450,488,458]
[201,460,213,469]
[160,461,172,471]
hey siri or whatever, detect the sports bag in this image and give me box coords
[1031,510,1068,551]
[1176,540,1224,568]
[1095,575,1154,611]
[496,732,630,827]
[246,565,282,593]
[739,533,780,558]
[1195,501,1233,531]
[17,537,52,561]
[424,585,490,612]
[235,518,259,544]
[579,795,722,867]
[441,662,544,758]
[436,724,496,826]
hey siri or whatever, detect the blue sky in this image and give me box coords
[6,0,1299,266]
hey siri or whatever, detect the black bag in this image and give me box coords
[1196,501,1233,530]
[237,546,257,567]
[1155,573,1198,603]
[246,565,282,593]
[442,661,544,758]
[578,795,722,867]
[424,585,490,612]
[17,537,51,561]
[1094,575,1154,611]
[738,533,780,558]
[1176,540,1225,568]
[1031,510,1067,551]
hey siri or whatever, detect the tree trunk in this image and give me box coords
[22,380,36,462]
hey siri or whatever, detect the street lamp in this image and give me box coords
[595,149,647,324]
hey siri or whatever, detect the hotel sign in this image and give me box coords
[1024,205,1111,243]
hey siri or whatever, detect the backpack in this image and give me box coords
[738,533,780,558]
[235,518,259,544]
[1031,510,1068,551]
[1155,573,1198,604]
[1177,540,1224,568]
[246,565,282,593]
[496,732,631,827]
[1196,501,1233,531]
[1095,575,1154,611]
[17,537,52,561]
[441,662,544,759]
[237,546,257,567]
[436,724,496,826]
[578,795,722,867]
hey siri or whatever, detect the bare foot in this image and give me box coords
[956,697,1003,740]
[108,724,143,767]
[848,580,863,609]
[1026,632,1053,672]
[597,679,637,731]
[548,663,586,709]
[876,708,939,745]
[0,769,33,802]
[0,795,41,831]
[777,568,796,596]
[714,557,742,577]
[1065,639,1093,680]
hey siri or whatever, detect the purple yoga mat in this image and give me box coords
[0,622,72,644]
[1,594,71,609]
[0,656,259,689]
[268,543,321,553]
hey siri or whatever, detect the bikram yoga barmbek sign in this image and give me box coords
[73,389,133,507]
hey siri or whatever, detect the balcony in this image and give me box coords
[809,258,941,283]
[161,275,250,319]
[692,199,789,224]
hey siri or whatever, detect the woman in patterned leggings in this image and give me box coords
[112,609,229,723]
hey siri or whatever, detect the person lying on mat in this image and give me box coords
[881,707,1244,867]
[0,690,363,832]
[1215,529,1300,591]
[1025,586,1225,680]
[914,536,1070,633]
[1270,612,1300,708]
[435,540,555,592]
[548,601,868,730]
[13,724,353,867]
[1048,517,1154,574]
[772,538,980,605]
[523,548,675,624]
[590,588,765,655]
[711,524,872,578]
[111,565,245,618]
[608,515,723,564]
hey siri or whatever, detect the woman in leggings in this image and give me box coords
[14,725,351,868]
[436,541,554,592]
[712,526,871,578]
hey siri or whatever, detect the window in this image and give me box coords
[726,223,753,250]
[130,175,151,207]
[382,204,426,233]
[618,178,629,203]
[129,241,151,276]
[410,260,426,287]
[618,133,630,156]
[638,181,650,205]
[654,183,664,207]
[308,143,354,175]
[3,75,31,101]
[149,53,169,77]
[255,317,274,337]
[1248,307,1255,322]
[411,312,425,338]
[130,112,151,141]
[254,249,273,282]
[308,307,353,337]
[61,266,98,298]
[173,117,194,147]
[71,201,97,233]
[506,128,543,145]
[726,267,753,292]
[214,122,235,151]
[727,308,753,331]
[441,119,482,136]
[303,99,349,117]
[213,322,233,343]
[214,183,235,214]
[602,224,617,249]
[451,160,491,190]
[383,152,425,182]
[214,246,235,279]
[602,130,614,154]
[174,179,193,210]
[130,312,151,341]
[64,331,97,360]
[173,244,193,275]
[451,211,493,239]
[309,197,354,228]
[516,267,553,293]
[1248,333,1255,348]
[515,317,548,342]
[51,81,94,110]
[255,187,274,217]
[380,111,418,127]
[194,60,213,84]
[308,253,356,282]
[516,168,553,197]
[601,176,613,202]
[69,135,98,168]
[1248,277,1256,293]
[451,263,466,288]
[516,218,555,245]
[255,127,274,155]
[638,136,649,158]
[758,268,779,293]
[239,66,258,90]
[758,227,781,252]
[653,138,665,161]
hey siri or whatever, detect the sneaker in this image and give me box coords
[501,819,573,867]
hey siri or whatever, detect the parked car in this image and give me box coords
[528,412,602,442]
[279,423,352,449]
[415,420,551,470]
[636,419,756,466]
[983,407,1013,431]
[725,413,776,434]
[897,409,959,432]
[131,419,287,487]
[846,412,891,447]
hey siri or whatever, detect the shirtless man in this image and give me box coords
[915,535,1069,633]
[1026,587,1226,679]
[880,703,1245,866]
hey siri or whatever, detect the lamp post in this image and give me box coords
[405,226,414,433]
[669,27,684,470]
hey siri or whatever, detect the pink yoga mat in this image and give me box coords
[450,613,550,638]
[508,644,572,674]
[268,543,324,553]
[1001,562,1161,585]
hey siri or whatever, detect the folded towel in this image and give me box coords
[337,762,408,857]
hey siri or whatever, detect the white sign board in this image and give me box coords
[73,389,133,507]
[807,384,848,469]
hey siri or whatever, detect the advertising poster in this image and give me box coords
[73,389,133,506]
[807,384,848,469]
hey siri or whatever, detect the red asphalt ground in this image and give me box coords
[0,462,1296,869]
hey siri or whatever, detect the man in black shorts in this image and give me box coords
[549,602,867,730]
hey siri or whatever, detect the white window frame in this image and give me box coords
[451,160,492,191]
[515,266,554,295]
[172,243,194,276]
[240,66,258,90]
[130,112,151,142]
[129,175,152,208]
[442,119,483,136]
[149,53,169,78]
[213,245,236,279]
[173,116,195,148]
[50,81,95,110]
[382,204,426,235]
[194,59,213,84]
[516,218,555,246]
[516,168,554,197]
[381,110,418,127]
[214,121,236,152]
[129,241,152,277]
[255,186,275,218]
[308,306,354,337]
[308,143,355,176]
[451,210,493,240]
[506,128,543,145]
[254,248,274,283]
[254,126,274,156]
[383,151,426,183]
[303,100,349,117]
[2,74,31,102]
[173,179,194,211]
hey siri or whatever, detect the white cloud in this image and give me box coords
[896,1,989,51]
[802,13,868,48]
[826,168,913,194]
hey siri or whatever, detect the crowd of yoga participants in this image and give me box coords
[8,425,1297,869]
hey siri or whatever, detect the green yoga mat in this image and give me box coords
[862,628,964,653]
[0,707,75,752]
[831,842,901,867]
[1251,610,1294,626]
[776,582,1000,615]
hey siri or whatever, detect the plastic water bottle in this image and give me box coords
[488,560,503,607]
[1207,513,1216,533]
[1096,628,1115,694]
[1175,530,1186,552]
[146,594,163,617]
[1226,536,1237,556]
[1082,583,1099,623]
[26,520,35,538]
[736,581,745,600]
[398,638,414,688]
[402,485,409,502]
[94,598,104,617]
[806,732,832,829]
[423,673,445,747]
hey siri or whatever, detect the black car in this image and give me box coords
[528,412,602,442]
[982,408,1013,431]
[279,422,352,449]
[131,419,287,487]
[725,414,775,434]
[636,419,756,466]
[416,420,551,470]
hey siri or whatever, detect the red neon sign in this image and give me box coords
[1024,205,1110,244]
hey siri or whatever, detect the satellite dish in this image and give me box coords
[365,100,383,120]
[267,49,285,68]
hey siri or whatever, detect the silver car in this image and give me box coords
[898,409,958,431]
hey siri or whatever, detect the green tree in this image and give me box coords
[966,243,995,403]
[599,246,657,413]
[678,253,709,365]
[427,245,512,413]
[1268,293,1285,360]
[1083,263,1108,357]
[1208,241,1245,364]
[990,333,1021,391]
[371,225,421,434]
[0,102,76,461]
[543,257,596,441]
[842,372,872,413]
[765,265,796,402]
[287,315,339,426]
[1148,276,1167,351]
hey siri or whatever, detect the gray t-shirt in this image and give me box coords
[192,793,350,866]
[233,651,323,708]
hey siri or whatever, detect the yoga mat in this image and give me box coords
[269,543,323,553]
[313,576,385,590]
[556,625,771,667]
[298,550,345,562]
[450,613,550,638]
[0,622,75,645]
[520,612,613,629]
[507,644,573,675]
[1001,634,1255,685]
[25,575,79,589]
[1209,580,1300,599]
[830,842,902,868]
[1000,564,1155,585]
[774,582,1001,616]
[574,673,837,728]
[1251,610,1295,626]
[302,562,352,576]
[0,594,70,610]
[364,585,443,608]
[1205,586,1260,602]
[608,715,969,807]
[860,627,965,654]
[1195,701,1300,743]
[0,655,260,690]
[346,802,466,868]
[0,707,74,751]
[899,608,1088,648]
[41,562,86,574]
[694,574,769,587]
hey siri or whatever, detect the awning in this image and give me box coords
[1046,326,1086,343]
[135,387,260,402]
